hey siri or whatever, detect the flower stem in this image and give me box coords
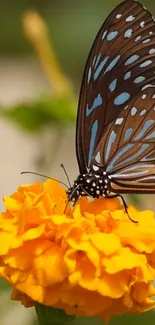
[23,11,73,98]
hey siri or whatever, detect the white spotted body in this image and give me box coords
[67,170,111,202]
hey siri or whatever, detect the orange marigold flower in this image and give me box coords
[0,179,155,322]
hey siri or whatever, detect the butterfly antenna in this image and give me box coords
[21,171,69,189]
[60,164,71,187]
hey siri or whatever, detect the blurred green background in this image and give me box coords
[0,0,155,324]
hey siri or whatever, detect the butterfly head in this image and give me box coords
[67,171,110,203]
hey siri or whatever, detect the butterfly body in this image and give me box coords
[68,0,155,208]
[67,169,110,202]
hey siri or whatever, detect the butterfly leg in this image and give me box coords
[65,184,81,212]
[105,194,138,223]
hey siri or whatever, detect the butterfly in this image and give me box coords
[67,0,155,216]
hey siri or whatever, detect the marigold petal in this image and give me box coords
[3,197,21,214]
[12,289,34,307]
[132,282,150,303]
[0,233,16,255]
[115,210,155,253]
[85,197,122,214]
[64,249,77,273]
[34,245,68,286]
[66,239,100,268]
[98,272,129,298]
[22,224,45,241]
[102,247,147,273]
[90,233,120,256]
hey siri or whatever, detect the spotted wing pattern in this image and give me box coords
[91,86,155,193]
[76,0,155,174]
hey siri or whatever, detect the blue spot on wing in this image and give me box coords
[87,67,91,84]
[106,143,134,172]
[117,144,149,168]
[124,29,132,38]
[140,60,152,67]
[107,31,118,41]
[134,76,145,84]
[107,143,149,173]
[124,71,131,80]
[104,55,121,74]
[94,56,109,80]
[114,92,130,105]
[134,120,154,140]
[94,54,101,68]
[124,128,133,141]
[125,54,139,65]
[141,150,155,162]
[105,130,116,162]
[88,120,98,166]
[92,56,97,67]
[86,94,103,116]
[146,131,155,140]
[109,79,117,92]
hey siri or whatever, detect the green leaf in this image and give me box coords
[35,304,76,325]
[0,96,76,132]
